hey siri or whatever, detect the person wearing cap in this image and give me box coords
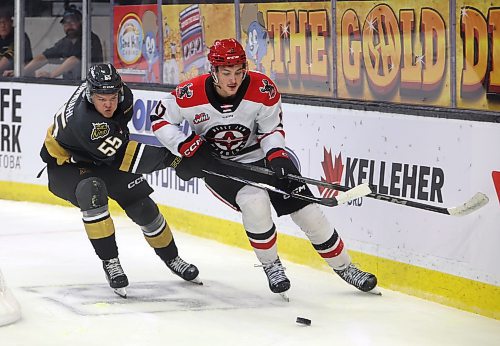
[0,6,33,75]
[5,6,103,79]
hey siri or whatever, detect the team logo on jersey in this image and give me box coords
[259,79,276,99]
[91,122,110,140]
[205,124,251,157]
[176,83,193,99]
[193,112,210,124]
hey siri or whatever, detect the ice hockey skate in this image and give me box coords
[334,263,381,295]
[165,256,202,284]
[102,258,129,298]
[260,258,291,301]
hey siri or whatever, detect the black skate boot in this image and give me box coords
[102,257,129,298]
[165,256,202,284]
[334,263,378,293]
[261,258,291,301]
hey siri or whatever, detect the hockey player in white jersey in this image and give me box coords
[151,38,378,298]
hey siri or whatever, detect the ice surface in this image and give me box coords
[0,200,498,346]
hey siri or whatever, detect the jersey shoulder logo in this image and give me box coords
[91,122,110,140]
[176,83,194,99]
[259,79,276,99]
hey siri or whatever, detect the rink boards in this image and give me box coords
[0,81,498,319]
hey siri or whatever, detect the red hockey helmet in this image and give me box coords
[208,39,247,67]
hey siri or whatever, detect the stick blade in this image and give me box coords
[335,183,373,205]
[447,192,489,216]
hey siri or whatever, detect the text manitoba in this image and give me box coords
[0,154,21,169]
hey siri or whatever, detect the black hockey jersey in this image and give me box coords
[41,83,176,174]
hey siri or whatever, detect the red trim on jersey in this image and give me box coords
[244,71,281,107]
[267,149,289,161]
[175,74,210,108]
[205,185,239,211]
[319,239,344,258]
[152,120,170,132]
[249,233,277,250]
[258,129,285,142]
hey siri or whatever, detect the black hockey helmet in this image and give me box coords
[85,63,123,103]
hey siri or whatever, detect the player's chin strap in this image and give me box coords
[210,65,219,84]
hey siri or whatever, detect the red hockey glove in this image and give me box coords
[266,148,297,179]
[178,133,204,158]
[175,133,215,180]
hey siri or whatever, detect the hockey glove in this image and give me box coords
[175,133,215,180]
[266,148,297,179]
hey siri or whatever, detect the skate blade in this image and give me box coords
[367,287,382,296]
[113,287,127,298]
[278,292,290,302]
[189,276,203,285]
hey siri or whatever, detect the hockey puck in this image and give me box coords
[296,317,311,326]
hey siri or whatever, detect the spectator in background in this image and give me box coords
[4,6,103,79]
[0,6,33,75]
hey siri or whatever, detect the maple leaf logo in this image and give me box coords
[492,171,500,205]
[318,148,344,198]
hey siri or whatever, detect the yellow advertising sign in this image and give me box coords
[161,4,235,84]
[239,2,333,96]
[456,1,500,111]
[336,1,451,106]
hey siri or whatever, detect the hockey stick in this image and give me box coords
[213,158,489,216]
[202,170,372,207]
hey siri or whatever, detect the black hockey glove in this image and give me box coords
[175,133,215,181]
[266,148,297,179]
[266,148,311,197]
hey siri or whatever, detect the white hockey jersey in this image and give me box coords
[152,71,286,163]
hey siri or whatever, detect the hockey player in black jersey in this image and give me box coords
[40,63,200,298]
[152,39,378,300]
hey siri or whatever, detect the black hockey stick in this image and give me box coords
[202,170,372,207]
[213,158,489,216]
